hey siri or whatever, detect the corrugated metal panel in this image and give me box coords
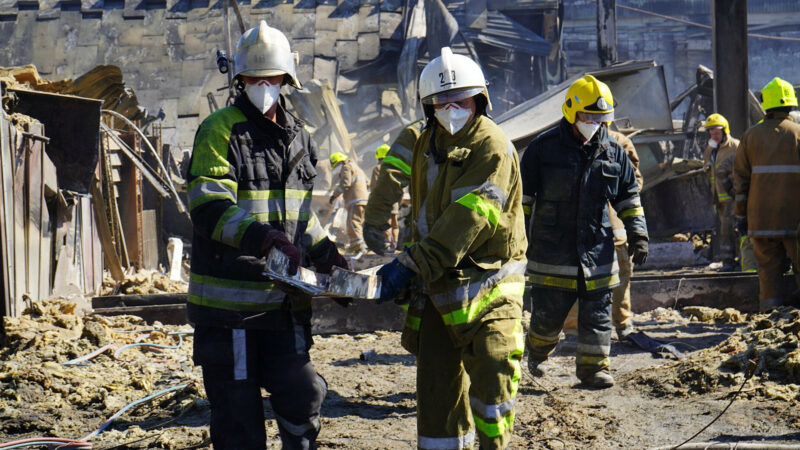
[459,10,551,56]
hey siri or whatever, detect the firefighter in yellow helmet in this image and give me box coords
[329,152,369,255]
[187,20,347,449]
[522,74,648,388]
[734,77,800,310]
[376,47,527,448]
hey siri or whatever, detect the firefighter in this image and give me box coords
[522,75,648,388]
[367,143,399,250]
[329,152,369,255]
[563,129,643,340]
[364,121,423,254]
[186,20,348,449]
[703,113,757,272]
[734,77,800,311]
[376,47,527,449]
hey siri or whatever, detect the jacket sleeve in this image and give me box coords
[610,145,648,243]
[733,137,751,219]
[717,152,735,202]
[365,126,416,228]
[407,139,517,283]
[519,143,539,242]
[619,134,643,191]
[187,116,271,257]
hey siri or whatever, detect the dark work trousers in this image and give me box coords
[526,283,613,380]
[193,323,327,450]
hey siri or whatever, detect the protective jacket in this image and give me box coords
[333,159,368,207]
[521,119,648,292]
[365,121,422,229]
[734,110,800,237]
[186,95,335,329]
[706,136,740,205]
[404,115,528,345]
[608,130,642,246]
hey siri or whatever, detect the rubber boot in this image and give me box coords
[580,370,614,389]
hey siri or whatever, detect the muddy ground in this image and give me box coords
[1,297,799,449]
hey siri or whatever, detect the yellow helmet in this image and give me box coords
[704,113,729,135]
[375,144,390,160]
[329,152,348,168]
[562,74,614,124]
[761,77,798,111]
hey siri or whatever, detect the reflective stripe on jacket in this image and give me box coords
[365,121,422,229]
[186,95,335,328]
[406,115,528,345]
[521,119,648,292]
[734,111,800,238]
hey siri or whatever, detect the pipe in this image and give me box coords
[0,437,91,449]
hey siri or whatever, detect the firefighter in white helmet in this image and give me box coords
[377,47,528,449]
[187,20,346,449]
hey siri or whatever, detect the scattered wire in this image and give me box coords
[81,383,191,441]
[62,344,116,366]
[668,358,759,449]
[114,334,184,361]
[0,437,92,449]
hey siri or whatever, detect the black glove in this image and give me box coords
[376,257,415,304]
[314,246,349,275]
[363,224,389,255]
[629,238,648,266]
[735,217,748,237]
[261,229,300,275]
[328,195,337,205]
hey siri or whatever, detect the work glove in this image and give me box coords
[376,257,415,304]
[314,246,349,275]
[363,224,389,255]
[735,217,748,237]
[261,229,301,275]
[629,237,648,266]
[328,195,337,205]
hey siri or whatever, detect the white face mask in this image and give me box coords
[575,120,601,142]
[708,139,718,148]
[245,80,281,115]
[434,103,472,135]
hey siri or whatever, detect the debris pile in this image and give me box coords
[0,297,206,448]
[627,307,800,401]
[101,270,188,296]
[683,306,748,324]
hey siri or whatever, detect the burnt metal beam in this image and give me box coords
[597,0,617,67]
[712,0,749,137]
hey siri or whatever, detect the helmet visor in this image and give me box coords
[421,87,484,105]
[576,111,614,123]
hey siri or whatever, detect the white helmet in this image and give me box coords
[418,47,490,110]
[233,20,301,89]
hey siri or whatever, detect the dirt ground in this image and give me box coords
[1,296,799,449]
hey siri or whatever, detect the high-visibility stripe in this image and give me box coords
[188,178,238,210]
[253,211,311,222]
[388,143,413,161]
[717,193,732,202]
[469,396,515,420]
[433,262,526,306]
[527,329,560,347]
[418,431,475,450]
[383,155,411,176]
[749,229,798,237]
[577,342,611,355]
[751,164,800,174]
[233,329,247,380]
[473,411,515,438]
[441,282,524,326]
[188,272,285,311]
[577,355,610,367]
[522,204,531,215]
[618,206,645,219]
[212,206,254,247]
[455,192,501,227]
[405,314,421,331]
[585,273,620,291]
[528,273,578,290]
[582,261,619,278]
[613,195,641,211]
[527,260,579,277]
[189,106,246,177]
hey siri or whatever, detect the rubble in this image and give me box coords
[627,307,800,401]
[101,270,188,296]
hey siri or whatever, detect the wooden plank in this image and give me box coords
[0,115,13,316]
[52,201,82,296]
[141,209,158,270]
[26,126,43,302]
[92,293,187,308]
[90,177,124,281]
[12,126,27,313]
[91,304,188,325]
[39,153,57,300]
